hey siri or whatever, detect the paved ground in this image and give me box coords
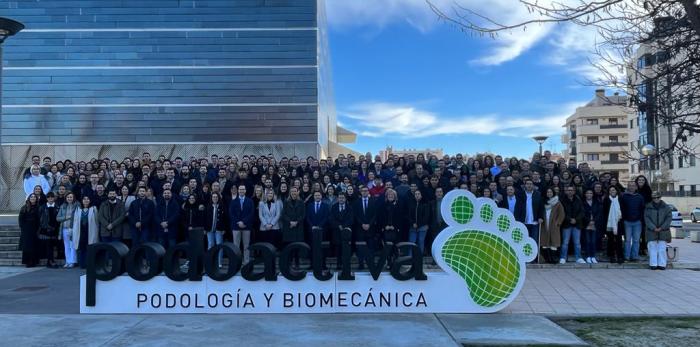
[1,266,699,317]
[0,314,586,347]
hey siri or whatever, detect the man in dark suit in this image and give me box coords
[306,191,330,268]
[353,186,378,270]
[155,189,181,249]
[230,185,254,263]
[128,187,156,247]
[520,179,544,246]
[329,193,354,268]
[498,185,526,223]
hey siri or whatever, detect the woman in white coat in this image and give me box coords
[258,189,282,248]
[72,195,99,269]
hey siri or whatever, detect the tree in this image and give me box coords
[427,0,700,163]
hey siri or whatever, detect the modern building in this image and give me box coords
[628,17,699,196]
[378,146,445,162]
[562,89,631,181]
[0,0,355,210]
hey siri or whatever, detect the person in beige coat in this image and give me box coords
[541,187,564,264]
[258,189,283,248]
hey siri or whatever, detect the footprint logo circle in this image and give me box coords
[432,190,537,312]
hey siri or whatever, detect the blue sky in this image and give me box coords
[325,1,604,158]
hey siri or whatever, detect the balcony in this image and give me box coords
[601,160,628,165]
[600,142,627,147]
[577,124,628,135]
[600,124,627,129]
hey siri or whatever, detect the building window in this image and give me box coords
[587,154,600,161]
[690,155,696,167]
[587,136,599,143]
[610,153,620,162]
[609,136,619,143]
[668,154,674,170]
[630,120,634,129]
[586,119,599,125]
[609,118,619,125]
[691,185,697,197]
[679,156,684,168]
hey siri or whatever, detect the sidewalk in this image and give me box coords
[0,266,698,316]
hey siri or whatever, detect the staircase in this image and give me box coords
[0,225,22,266]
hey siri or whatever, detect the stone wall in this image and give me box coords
[0,143,319,212]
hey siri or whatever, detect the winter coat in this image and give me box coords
[97,200,126,238]
[72,207,99,250]
[644,201,672,242]
[542,201,564,248]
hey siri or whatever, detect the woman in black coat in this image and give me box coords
[408,190,431,256]
[19,194,41,268]
[602,186,625,264]
[182,194,205,252]
[582,189,603,264]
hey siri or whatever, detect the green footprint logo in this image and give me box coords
[432,190,537,312]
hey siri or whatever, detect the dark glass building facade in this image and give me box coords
[0,0,350,210]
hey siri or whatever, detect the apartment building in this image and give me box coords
[562,89,632,181]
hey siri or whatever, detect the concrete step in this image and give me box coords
[0,259,23,266]
[0,237,20,244]
[0,214,18,226]
[0,230,20,237]
[0,251,22,259]
[0,244,18,251]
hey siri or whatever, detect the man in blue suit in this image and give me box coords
[307,191,330,268]
[230,185,254,263]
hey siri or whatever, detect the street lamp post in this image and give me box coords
[532,136,549,156]
[641,144,657,191]
[0,17,24,212]
[0,17,25,146]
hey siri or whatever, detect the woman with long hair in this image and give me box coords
[204,193,227,266]
[541,187,565,264]
[258,189,282,248]
[72,195,98,269]
[19,194,41,268]
[603,186,624,264]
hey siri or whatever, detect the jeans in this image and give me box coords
[207,231,225,265]
[62,228,76,265]
[584,228,597,258]
[131,226,152,248]
[624,221,642,260]
[560,227,582,261]
[526,224,539,245]
[158,232,176,250]
[647,241,667,268]
[409,225,428,256]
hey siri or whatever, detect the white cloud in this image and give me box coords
[340,101,583,139]
[325,0,554,66]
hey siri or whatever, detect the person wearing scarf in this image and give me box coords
[541,188,564,264]
[603,186,624,264]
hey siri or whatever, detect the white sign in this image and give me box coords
[81,190,537,314]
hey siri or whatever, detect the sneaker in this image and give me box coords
[585,257,592,264]
[62,264,69,268]
[658,266,666,270]
[576,258,587,264]
[591,258,598,264]
[559,259,566,264]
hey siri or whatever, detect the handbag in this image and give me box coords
[666,245,679,263]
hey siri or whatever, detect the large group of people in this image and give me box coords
[19,150,673,271]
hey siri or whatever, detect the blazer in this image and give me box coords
[181,203,204,230]
[229,196,254,231]
[379,200,402,231]
[281,198,306,242]
[408,199,431,227]
[498,194,526,223]
[306,200,330,229]
[204,203,227,232]
[329,202,354,231]
[128,198,156,227]
[155,198,181,233]
[72,207,99,250]
[353,196,378,232]
[519,190,544,223]
[97,200,127,238]
[259,200,283,231]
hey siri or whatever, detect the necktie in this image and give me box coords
[315,202,319,214]
[363,198,367,213]
[240,198,244,210]
[340,204,344,212]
